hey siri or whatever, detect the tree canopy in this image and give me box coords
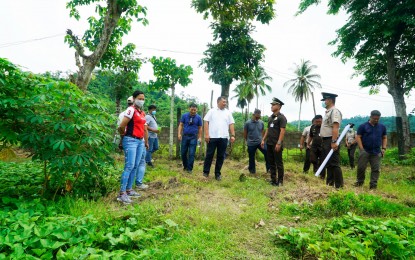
[298,0,415,154]
[192,0,275,98]
[65,0,148,90]
[150,56,193,158]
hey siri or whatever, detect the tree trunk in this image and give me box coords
[298,100,302,131]
[221,83,231,108]
[115,97,121,115]
[386,45,411,154]
[242,108,246,157]
[210,89,214,109]
[68,0,122,91]
[221,84,230,99]
[169,85,175,159]
[74,60,96,91]
[256,93,259,109]
[311,92,316,116]
[176,107,181,159]
[388,88,411,154]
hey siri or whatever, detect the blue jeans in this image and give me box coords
[120,136,146,193]
[247,144,270,173]
[181,135,197,171]
[145,137,159,163]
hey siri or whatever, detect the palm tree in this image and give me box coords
[250,66,272,108]
[284,59,322,130]
[232,82,255,114]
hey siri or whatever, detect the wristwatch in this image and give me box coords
[331,139,337,143]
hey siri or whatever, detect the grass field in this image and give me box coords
[1,147,414,259]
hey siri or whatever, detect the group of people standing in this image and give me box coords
[116,93,291,204]
[116,90,388,204]
[300,92,388,189]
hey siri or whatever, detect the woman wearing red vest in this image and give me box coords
[117,90,149,204]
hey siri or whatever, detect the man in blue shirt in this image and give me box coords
[354,110,387,189]
[178,103,203,173]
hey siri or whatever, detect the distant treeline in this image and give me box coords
[290,115,415,133]
[90,81,414,133]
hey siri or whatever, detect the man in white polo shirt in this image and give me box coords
[203,96,236,181]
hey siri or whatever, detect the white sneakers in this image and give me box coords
[136,184,149,190]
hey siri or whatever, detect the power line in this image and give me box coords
[136,45,203,56]
[2,34,415,107]
[0,34,65,49]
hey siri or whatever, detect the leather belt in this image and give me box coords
[322,137,332,140]
[125,135,143,140]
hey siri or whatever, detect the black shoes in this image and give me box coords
[215,175,222,181]
[270,180,283,186]
[353,182,363,187]
[147,162,154,167]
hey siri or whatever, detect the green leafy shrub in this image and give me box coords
[280,192,412,218]
[382,147,415,166]
[0,161,43,198]
[0,197,178,258]
[0,58,115,198]
[275,213,415,259]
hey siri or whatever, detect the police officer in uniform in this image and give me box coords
[261,98,287,186]
[307,115,325,179]
[320,92,343,188]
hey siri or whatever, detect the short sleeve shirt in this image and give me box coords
[117,112,125,127]
[145,114,158,138]
[345,129,356,144]
[244,119,264,146]
[320,106,342,137]
[180,112,202,135]
[302,125,311,144]
[357,121,387,154]
[124,106,147,138]
[204,108,235,138]
[266,112,287,145]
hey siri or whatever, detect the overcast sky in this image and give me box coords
[1,0,414,122]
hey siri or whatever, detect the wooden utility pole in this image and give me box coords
[210,90,213,109]
[199,104,207,159]
[176,107,182,159]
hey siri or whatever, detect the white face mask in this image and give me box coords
[135,100,144,107]
[321,101,327,109]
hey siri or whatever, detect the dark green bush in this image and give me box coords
[0,197,177,258]
[275,213,415,259]
[0,58,115,198]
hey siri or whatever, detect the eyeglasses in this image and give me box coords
[188,117,194,125]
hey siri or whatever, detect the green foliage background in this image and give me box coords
[0,58,115,198]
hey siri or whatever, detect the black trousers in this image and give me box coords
[266,144,284,183]
[347,143,358,168]
[321,138,343,188]
[303,148,311,172]
[310,145,325,178]
[203,138,228,177]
